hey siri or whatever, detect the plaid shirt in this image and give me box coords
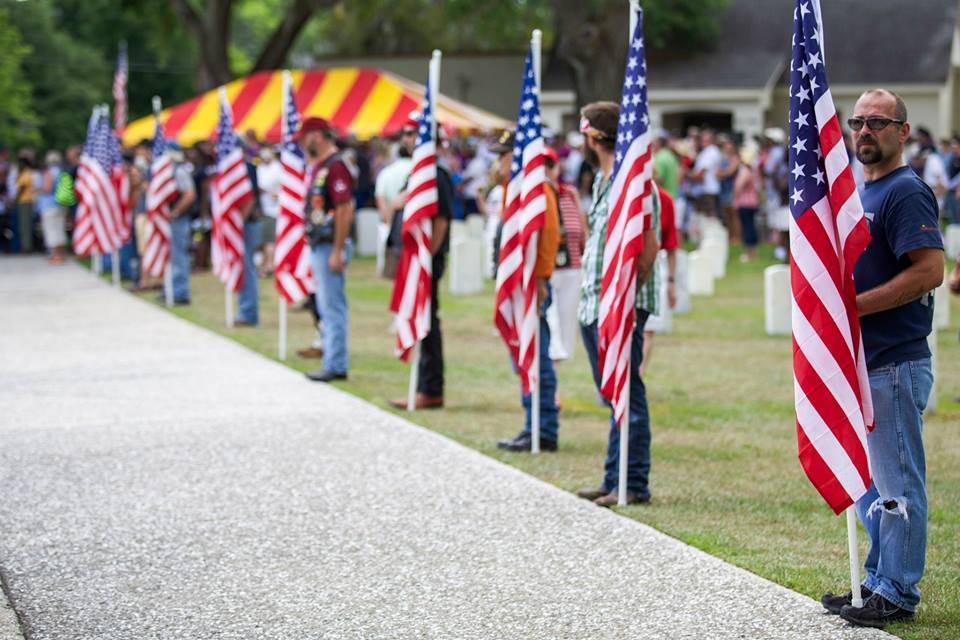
[578,170,661,325]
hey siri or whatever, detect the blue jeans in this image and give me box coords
[856,357,932,612]
[521,286,559,441]
[580,312,652,499]
[170,214,192,302]
[237,218,261,325]
[310,241,352,375]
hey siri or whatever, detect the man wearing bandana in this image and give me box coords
[296,117,355,382]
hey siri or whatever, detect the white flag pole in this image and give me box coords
[279,299,287,360]
[112,250,120,286]
[846,506,863,607]
[225,288,234,327]
[92,251,101,276]
[530,29,543,454]
[617,0,641,508]
[163,265,173,308]
[406,49,442,412]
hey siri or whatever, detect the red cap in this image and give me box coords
[295,117,337,140]
[543,147,559,165]
[402,110,421,131]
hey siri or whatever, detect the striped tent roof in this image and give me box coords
[122,68,512,146]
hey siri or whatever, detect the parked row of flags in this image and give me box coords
[79,0,870,518]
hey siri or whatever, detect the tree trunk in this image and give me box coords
[550,0,631,110]
[170,0,232,91]
[253,0,336,71]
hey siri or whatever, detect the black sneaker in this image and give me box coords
[840,593,915,628]
[821,586,872,615]
[495,432,557,452]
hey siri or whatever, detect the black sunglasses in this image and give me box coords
[847,117,904,132]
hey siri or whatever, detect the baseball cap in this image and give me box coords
[295,116,337,140]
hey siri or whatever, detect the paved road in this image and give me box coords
[0,257,891,639]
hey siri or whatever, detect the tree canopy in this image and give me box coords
[2,0,728,151]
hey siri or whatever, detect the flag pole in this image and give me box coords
[279,299,287,360]
[163,265,173,308]
[406,49,441,412]
[112,250,120,286]
[530,29,543,454]
[93,251,102,276]
[618,0,641,508]
[846,506,863,608]
[225,288,234,327]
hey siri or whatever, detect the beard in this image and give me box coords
[583,143,600,168]
[855,137,883,165]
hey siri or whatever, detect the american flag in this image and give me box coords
[102,110,132,244]
[789,0,873,514]
[275,71,314,304]
[73,107,125,256]
[113,43,128,133]
[597,7,655,426]
[494,47,547,393]
[142,116,176,278]
[390,76,438,361]
[211,89,252,293]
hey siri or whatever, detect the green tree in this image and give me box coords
[0,8,40,149]
[5,0,107,151]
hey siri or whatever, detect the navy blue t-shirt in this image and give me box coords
[854,165,943,369]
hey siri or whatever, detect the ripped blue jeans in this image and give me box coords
[856,357,932,612]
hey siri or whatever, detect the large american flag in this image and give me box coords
[211,89,252,293]
[390,77,438,361]
[142,116,176,278]
[113,42,128,133]
[275,71,314,304]
[73,108,125,256]
[597,8,654,425]
[494,48,547,393]
[789,0,873,514]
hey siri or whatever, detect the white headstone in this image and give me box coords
[652,252,673,333]
[946,224,960,259]
[764,264,792,336]
[449,237,484,295]
[375,221,390,277]
[934,281,950,330]
[926,331,938,414]
[450,219,468,243]
[355,208,380,257]
[673,249,691,314]
[700,238,727,279]
[687,250,715,296]
[465,214,486,239]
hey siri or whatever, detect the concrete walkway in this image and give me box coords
[0,256,891,640]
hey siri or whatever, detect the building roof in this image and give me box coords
[645,0,958,90]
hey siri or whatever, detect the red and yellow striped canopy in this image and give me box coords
[123,68,512,147]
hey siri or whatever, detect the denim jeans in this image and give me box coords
[170,214,192,302]
[580,312,651,499]
[521,285,559,441]
[856,357,932,612]
[310,240,352,375]
[237,218,261,325]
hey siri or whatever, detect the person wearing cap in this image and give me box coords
[495,130,563,453]
[297,117,355,382]
[387,115,455,410]
[574,101,661,507]
[165,141,197,305]
[761,127,790,261]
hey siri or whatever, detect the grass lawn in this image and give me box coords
[130,246,960,640]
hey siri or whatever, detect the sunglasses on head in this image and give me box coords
[847,117,903,132]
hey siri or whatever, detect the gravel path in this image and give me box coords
[0,257,892,639]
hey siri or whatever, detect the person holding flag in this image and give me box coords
[388,102,453,410]
[574,104,660,506]
[494,44,562,453]
[297,117,355,382]
[165,141,197,305]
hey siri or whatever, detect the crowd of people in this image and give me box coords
[2,87,959,629]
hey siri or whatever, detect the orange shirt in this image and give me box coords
[535,183,561,279]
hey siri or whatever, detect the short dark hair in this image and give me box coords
[861,88,908,122]
[580,101,619,151]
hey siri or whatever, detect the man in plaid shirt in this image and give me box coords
[575,102,661,507]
